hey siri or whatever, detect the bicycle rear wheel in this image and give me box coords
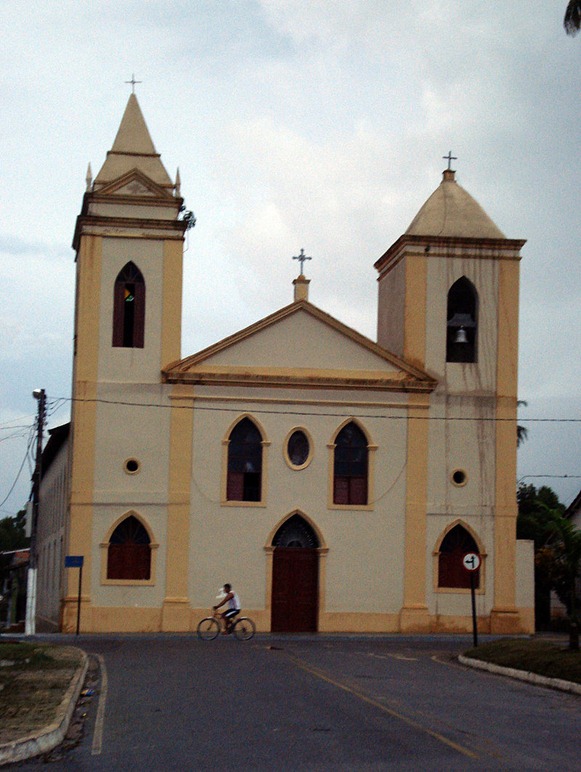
[232,617,256,641]
[197,617,220,640]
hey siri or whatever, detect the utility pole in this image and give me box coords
[25,388,46,636]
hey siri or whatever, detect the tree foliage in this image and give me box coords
[0,509,29,572]
[517,484,564,547]
[535,512,581,621]
[564,0,581,35]
[518,484,581,646]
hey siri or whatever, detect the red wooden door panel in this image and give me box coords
[271,548,318,632]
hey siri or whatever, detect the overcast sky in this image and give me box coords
[0,0,579,517]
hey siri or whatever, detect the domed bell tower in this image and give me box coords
[375,161,527,634]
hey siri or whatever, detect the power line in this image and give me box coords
[0,428,35,510]
[51,395,581,423]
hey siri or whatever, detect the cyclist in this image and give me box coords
[213,583,241,634]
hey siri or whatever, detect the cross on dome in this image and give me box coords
[442,150,457,170]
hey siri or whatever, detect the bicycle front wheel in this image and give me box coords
[233,617,256,641]
[197,617,220,640]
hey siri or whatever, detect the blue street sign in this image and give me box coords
[65,555,84,568]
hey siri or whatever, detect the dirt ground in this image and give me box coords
[0,644,83,745]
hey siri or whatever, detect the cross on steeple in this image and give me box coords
[125,74,142,94]
[293,248,312,276]
[442,150,457,170]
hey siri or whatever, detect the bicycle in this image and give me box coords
[197,609,256,641]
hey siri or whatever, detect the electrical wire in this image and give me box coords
[0,427,35,510]
[49,394,581,423]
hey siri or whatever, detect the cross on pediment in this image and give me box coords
[293,248,312,276]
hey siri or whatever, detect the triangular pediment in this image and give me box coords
[164,301,436,392]
[95,169,174,200]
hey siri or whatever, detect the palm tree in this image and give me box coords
[535,506,581,650]
[564,1,581,35]
[517,400,528,447]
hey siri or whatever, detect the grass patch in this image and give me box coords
[0,641,58,669]
[464,638,581,685]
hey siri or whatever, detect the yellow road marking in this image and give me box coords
[286,653,478,760]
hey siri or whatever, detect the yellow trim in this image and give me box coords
[492,259,520,615]
[220,414,270,506]
[327,418,376,511]
[99,510,159,586]
[401,393,430,615]
[164,384,194,627]
[403,254,427,369]
[190,394,416,410]
[67,234,103,604]
[283,426,314,470]
[160,239,183,368]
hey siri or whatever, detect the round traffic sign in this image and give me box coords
[462,552,480,571]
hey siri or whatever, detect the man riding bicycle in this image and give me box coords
[213,583,241,634]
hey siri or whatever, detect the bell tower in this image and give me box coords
[63,94,190,631]
[72,93,188,386]
[375,164,528,634]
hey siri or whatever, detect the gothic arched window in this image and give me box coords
[333,422,368,505]
[446,277,478,363]
[438,524,480,589]
[107,515,151,580]
[112,262,145,348]
[227,418,263,502]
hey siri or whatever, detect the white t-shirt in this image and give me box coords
[227,592,241,611]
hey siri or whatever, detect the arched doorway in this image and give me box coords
[271,515,319,632]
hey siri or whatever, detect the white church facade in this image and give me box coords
[36,94,534,634]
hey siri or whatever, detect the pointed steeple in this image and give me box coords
[93,93,173,191]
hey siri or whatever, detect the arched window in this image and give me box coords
[227,418,263,502]
[107,515,151,580]
[272,514,320,548]
[333,422,368,505]
[112,262,145,348]
[446,277,478,363]
[438,524,480,589]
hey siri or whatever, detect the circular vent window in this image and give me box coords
[124,458,140,475]
[285,429,311,469]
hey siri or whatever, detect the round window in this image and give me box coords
[451,469,467,487]
[124,458,140,475]
[287,430,310,468]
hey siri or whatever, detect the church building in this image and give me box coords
[36,94,534,634]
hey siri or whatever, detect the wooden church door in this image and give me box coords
[271,515,319,633]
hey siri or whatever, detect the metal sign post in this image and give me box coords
[462,552,481,648]
[64,555,84,635]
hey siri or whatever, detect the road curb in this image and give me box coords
[458,655,581,695]
[0,650,89,766]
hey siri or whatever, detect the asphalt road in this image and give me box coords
[14,634,581,770]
